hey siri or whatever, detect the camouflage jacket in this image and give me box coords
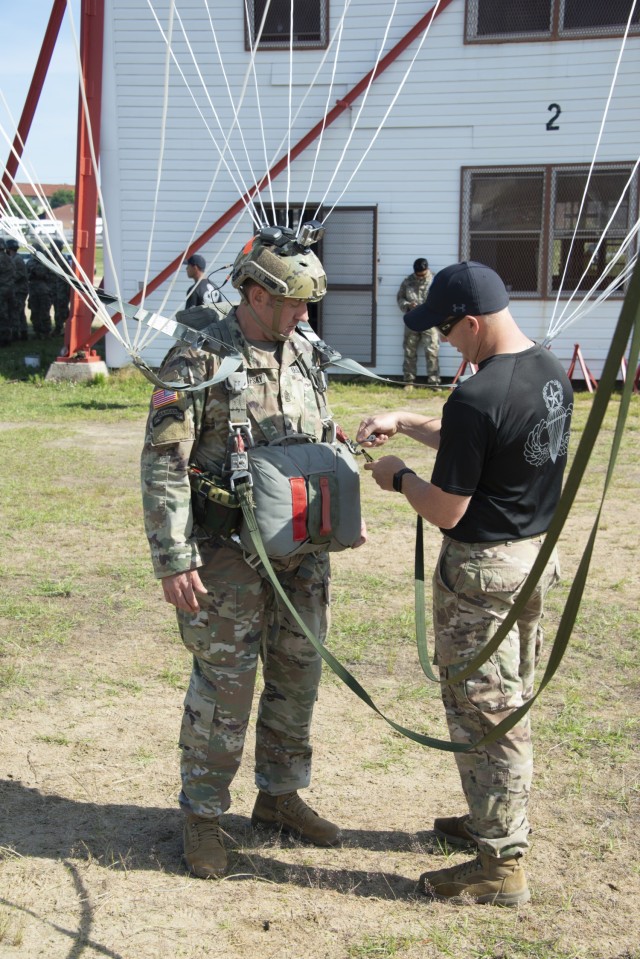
[0,252,15,292]
[11,254,28,298]
[141,308,331,578]
[396,270,433,315]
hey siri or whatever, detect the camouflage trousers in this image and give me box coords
[433,535,561,858]
[28,293,52,337]
[176,541,330,818]
[402,326,440,383]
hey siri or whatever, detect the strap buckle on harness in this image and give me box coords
[226,370,248,393]
[229,469,252,491]
[310,367,328,393]
[322,419,337,444]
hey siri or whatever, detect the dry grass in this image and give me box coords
[0,376,639,959]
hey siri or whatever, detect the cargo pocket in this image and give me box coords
[177,582,239,659]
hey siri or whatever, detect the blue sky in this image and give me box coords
[0,1,81,184]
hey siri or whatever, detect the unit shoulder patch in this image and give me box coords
[149,390,194,446]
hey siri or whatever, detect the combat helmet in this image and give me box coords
[5,238,20,251]
[231,221,327,304]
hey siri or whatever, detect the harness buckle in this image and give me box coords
[225,370,248,393]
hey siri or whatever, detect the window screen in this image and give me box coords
[246,0,328,49]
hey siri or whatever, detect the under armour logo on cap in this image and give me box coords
[404,261,509,333]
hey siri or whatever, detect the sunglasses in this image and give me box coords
[437,314,466,337]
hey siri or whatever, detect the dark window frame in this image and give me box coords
[460,163,639,298]
[245,0,330,51]
[465,0,640,44]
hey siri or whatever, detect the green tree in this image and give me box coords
[8,195,38,218]
[50,188,75,209]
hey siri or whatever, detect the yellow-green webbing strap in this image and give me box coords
[413,255,640,744]
[235,483,469,752]
[237,258,640,751]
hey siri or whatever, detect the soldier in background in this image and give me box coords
[0,238,17,346]
[185,253,221,310]
[396,257,440,389]
[27,244,54,338]
[50,239,72,336]
[6,239,29,341]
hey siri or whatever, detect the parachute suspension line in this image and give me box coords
[314,0,403,220]
[297,0,351,231]
[202,0,271,228]
[0,38,125,349]
[285,0,294,224]
[136,0,176,342]
[172,10,265,230]
[243,0,277,226]
[136,0,275,336]
[547,0,638,336]
[543,213,640,345]
[255,0,355,232]
[60,0,137,349]
[144,1,263,233]
[64,0,130,339]
[544,159,640,343]
[0,123,106,327]
[321,0,443,221]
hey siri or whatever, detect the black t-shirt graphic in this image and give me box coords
[431,344,573,543]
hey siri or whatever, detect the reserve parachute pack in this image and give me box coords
[183,311,363,558]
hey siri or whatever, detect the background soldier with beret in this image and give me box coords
[141,228,366,879]
[358,261,573,906]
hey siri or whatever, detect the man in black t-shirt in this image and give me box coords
[357,261,573,906]
[185,253,221,310]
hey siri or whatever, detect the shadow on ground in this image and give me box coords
[0,778,449,901]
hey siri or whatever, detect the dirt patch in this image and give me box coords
[1,402,639,959]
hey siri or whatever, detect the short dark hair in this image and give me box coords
[413,258,428,273]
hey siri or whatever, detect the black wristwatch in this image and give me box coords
[392,467,416,493]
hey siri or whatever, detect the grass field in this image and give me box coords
[0,342,638,959]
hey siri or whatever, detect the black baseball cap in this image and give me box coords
[186,253,206,270]
[404,261,509,332]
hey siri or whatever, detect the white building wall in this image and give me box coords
[101,0,640,378]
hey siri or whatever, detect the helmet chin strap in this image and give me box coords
[240,289,292,342]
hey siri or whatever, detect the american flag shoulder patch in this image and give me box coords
[152,388,180,409]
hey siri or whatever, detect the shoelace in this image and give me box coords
[193,820,222,842]
[452,857,482,879]
[281,793,317,821]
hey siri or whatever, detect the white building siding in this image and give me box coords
[101,0,639,378]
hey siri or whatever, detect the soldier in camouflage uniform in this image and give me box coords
[6,240,29,340]
[358,262,573,906]
[27,245,53,338]
[0,238,17,346]
[50,239,71,335]
[396,258,439,388]
[141,228,366,879]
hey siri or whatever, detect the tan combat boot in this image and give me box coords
[251,790,341,847]
[420,852,530,906]
[433,813,477,848]
[183,813,228,879]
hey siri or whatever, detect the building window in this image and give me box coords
[246,0,328,50]
[461,165,638,297]
[466,0,640,42]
